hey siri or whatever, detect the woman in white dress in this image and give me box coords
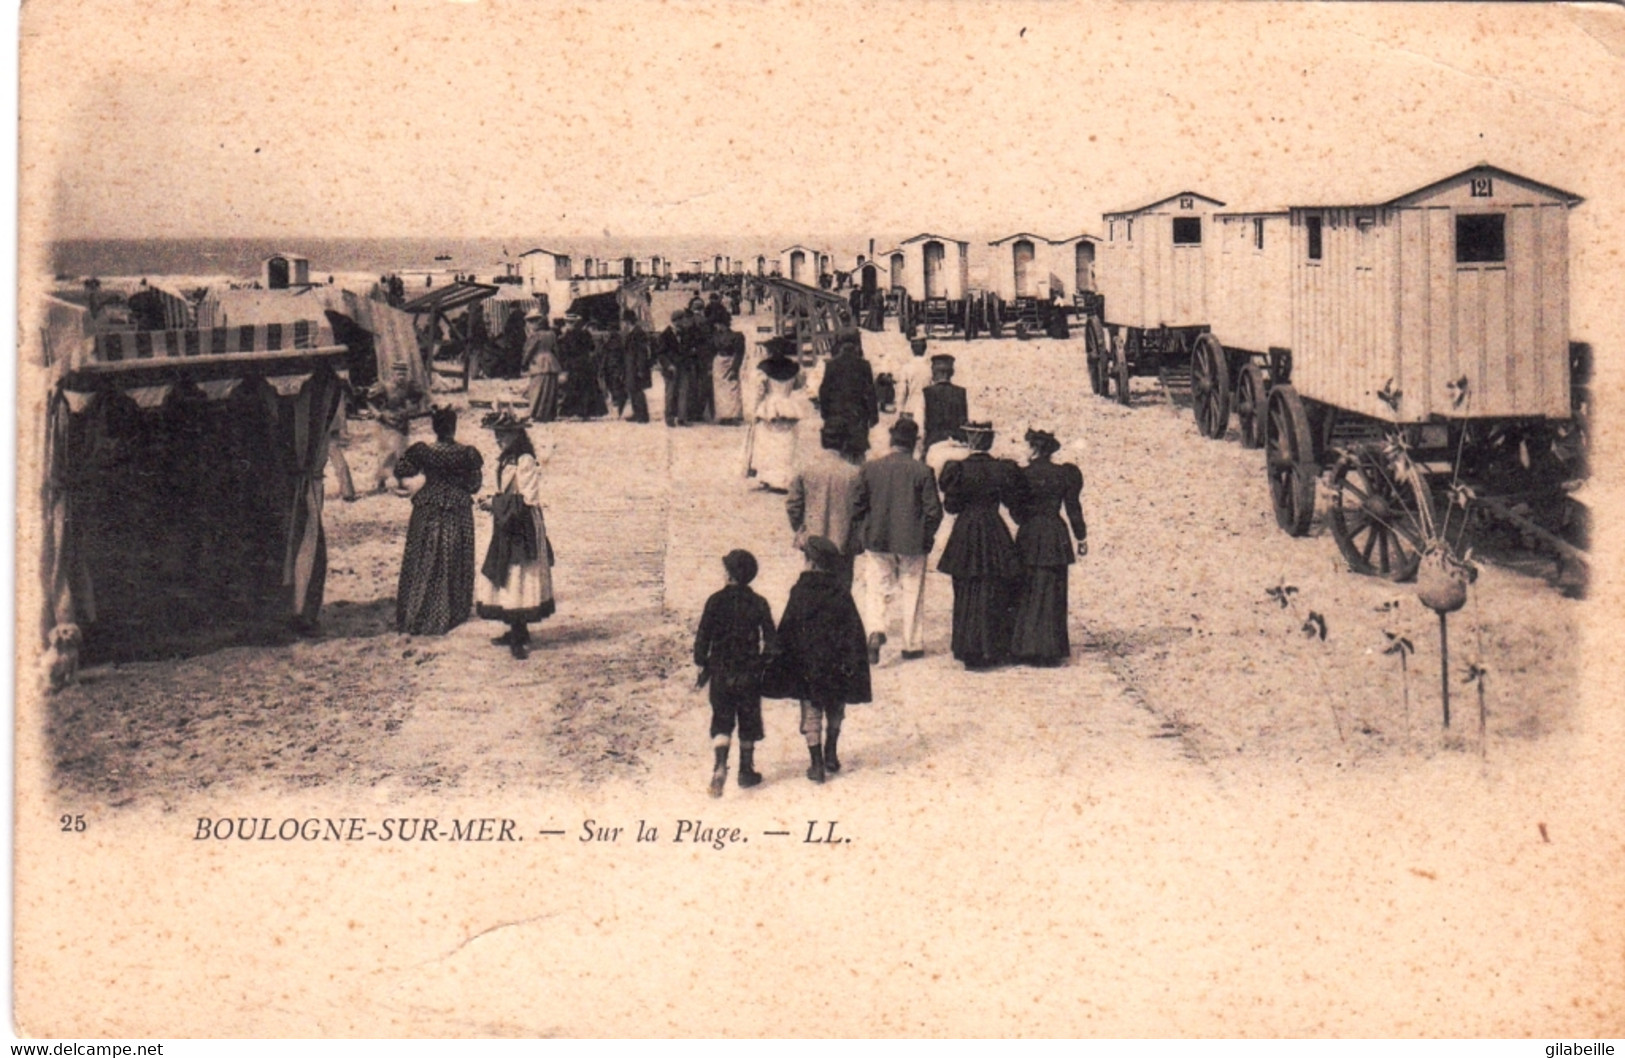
[742,336,810,492]
[476,415,555,659]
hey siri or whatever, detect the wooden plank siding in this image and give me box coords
[1212,214,1292,355]
[1099,193,1221,331]
[1290,168,1574,422]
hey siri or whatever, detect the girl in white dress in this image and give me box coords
[742,337,811,492]
[476,417,555,659]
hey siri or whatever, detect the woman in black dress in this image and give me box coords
[394,406,484,635]
[1009,429,1087,666]
[937,422,1030,669]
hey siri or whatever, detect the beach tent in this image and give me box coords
[34,297,353,660]
[196,285,429,394]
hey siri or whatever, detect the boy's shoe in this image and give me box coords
[824,732,841,774]
[867,631,886,665]
[806,745,826,784]
[510,641,529,660]
[709,765,728,797]
[737,768,763,788]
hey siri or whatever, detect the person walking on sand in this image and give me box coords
[475,413,555,660]
[766,536,871,784]
[852,417,943,664]
[369,366,426,494]
[818,328,879,461]
[743,336,809,491]
[895,337,934,444]
[617,311,652,423]
[693,549,777,796]
[1008,428,1087,666]
[922,353,969,453]
[557,315,606,419]
[937,421,1029,669]
[711,318,746,425]
[522,311,561,423]
[786,424,863,592]
[657,310,689,427]
[393,406,483,635]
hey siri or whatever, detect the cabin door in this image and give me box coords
[790,251,807,284]
[1076,242,1096,292]
[267,257,290,289]
[1454,212,1510,406]
[861,265,878,296]
[890,254,904,290]
[756,256,766,275]
[1013,240,1036,298]
[924,241,946,299]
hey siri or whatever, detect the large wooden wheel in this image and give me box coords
[1328,447,1435,580]
[1191,333,1230,439]
[1235,361,1267,450]
[1265,385,1317,536]
[1085,317,1106,396]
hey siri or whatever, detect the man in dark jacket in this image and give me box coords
[618,311,652,423]
[818,329,879,460]
[768,535,871,783]
[852,417,943,663]
[657,310,690,426]
[922,353,969,451]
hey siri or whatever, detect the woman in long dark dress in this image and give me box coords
[937,422,1029,669]
[394,406,483,635]
[1009,429,1087,666]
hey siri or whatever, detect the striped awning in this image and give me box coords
[90,319,332,363]
[61,319,347,393]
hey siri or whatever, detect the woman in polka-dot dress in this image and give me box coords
[394,406,483,635]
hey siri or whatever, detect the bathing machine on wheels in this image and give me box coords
[1257,165,1586,580]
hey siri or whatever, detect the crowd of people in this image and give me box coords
[374,291,1088,797]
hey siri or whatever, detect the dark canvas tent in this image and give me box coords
[36,294,397,661]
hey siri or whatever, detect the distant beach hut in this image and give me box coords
[988,233,1056,302]
[1050,233,1102,301]
[898,234,969,301]
[263,253,310,290]
[779,245,821,286]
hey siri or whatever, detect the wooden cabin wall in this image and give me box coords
[1211,216,1292,355]
[1292,208,1399,422]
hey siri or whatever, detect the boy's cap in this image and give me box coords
[889,417,919,446]
[722,549,758,585]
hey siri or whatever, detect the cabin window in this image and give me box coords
[1253,218,1265,250]
[1172,217,1202,245]
[1125,219,1134,242]
[1305,216,1323,261]
[1456,213,1506,264]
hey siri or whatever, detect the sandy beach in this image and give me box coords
[18,288,1620,1036]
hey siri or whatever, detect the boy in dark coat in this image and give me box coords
[772,535,872,783]
[694,549,777,795]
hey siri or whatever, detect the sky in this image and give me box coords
[20,0,1625,246]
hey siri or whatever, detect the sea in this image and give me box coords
[46,235,897,282]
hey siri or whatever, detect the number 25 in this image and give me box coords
[59,814,85,833]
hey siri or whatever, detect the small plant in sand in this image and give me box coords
[1464,662,1489,758]
[1385,378,1481,729]
[1383,630,1416,749]
[1265,579,1343,743]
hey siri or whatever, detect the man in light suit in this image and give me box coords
[852,417,943,663]
[786,425,863,592]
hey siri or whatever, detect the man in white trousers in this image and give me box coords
[851,417,943,664]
